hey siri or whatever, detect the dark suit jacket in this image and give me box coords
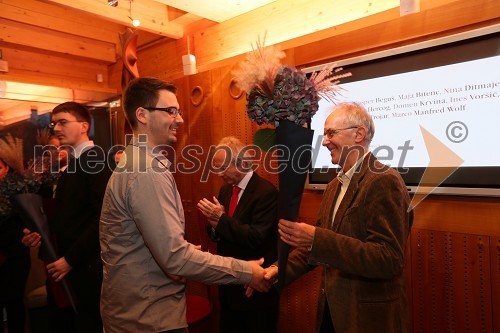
[213,172,279,311]
[286,153,413,333]
[52,146,112,301]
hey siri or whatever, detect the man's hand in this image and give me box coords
[166,273,186,284]
[245,264,278,297]
[278,219,315,248]
[247,258,272,293]
[22,228,41,248]
[46,257,72,282]
[264,264,278,284]
[197,197,225,227]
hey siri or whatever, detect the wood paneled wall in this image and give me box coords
[126,0,500,332]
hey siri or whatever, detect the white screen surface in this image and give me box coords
[310,56,500,169]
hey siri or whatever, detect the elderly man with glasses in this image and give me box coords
[264,102,414,333]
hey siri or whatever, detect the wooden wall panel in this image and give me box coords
[279,266,322,333]
[185,71,216,205]
[136,39,185,82]
[215,65,253,144]
[405,236,413,333]
[171,73,215,246]
[411,196,500,236]
[491,236,500,333]
[411,229,493,333]
[278,216,322,333]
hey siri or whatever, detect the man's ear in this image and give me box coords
[354,126,367,143]
[136,107,147,125]
[81,121,90,134]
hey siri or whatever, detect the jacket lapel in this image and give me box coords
[331,153,372,232]
[221,185,232,209]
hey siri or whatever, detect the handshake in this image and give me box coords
[245,258,279,296]
[242,218,316,295]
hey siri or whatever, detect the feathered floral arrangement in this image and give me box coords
[0,132,59,217]
[232,36,352,127]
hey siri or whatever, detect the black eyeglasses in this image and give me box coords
[323,126,359,139]
[144,107,182,117]
[48,120,85,129]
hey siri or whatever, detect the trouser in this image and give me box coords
[319,299,335,333]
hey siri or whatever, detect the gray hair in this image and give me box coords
[331,102,375,142]
[215,136,250,166]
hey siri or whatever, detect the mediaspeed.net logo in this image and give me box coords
[30,121,466,211]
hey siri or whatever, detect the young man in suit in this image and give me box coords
[198,136,279,333]
[22,102,112,332]
[264,102,413,333]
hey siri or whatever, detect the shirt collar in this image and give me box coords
[72,140,94,158]
[129,136,172,168]
[337,152,369,184]
[236,170,253,191]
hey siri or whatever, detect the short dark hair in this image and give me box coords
[122,77,177,129]
[52,102,92,134]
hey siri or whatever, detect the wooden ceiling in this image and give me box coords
[1,0,202,63]
[0,0,225,124]
[0,0,409,126]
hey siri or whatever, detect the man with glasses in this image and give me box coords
[263,102,413,333]
[99,77,271,333]
[22,102,112,332]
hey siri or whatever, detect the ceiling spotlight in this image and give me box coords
[107,0,118,7]
[129,0,140,27]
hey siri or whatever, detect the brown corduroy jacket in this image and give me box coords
[285,153,413,333]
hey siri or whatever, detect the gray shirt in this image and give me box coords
[100,138,252,332]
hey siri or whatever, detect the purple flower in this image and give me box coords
[246,66,320,127]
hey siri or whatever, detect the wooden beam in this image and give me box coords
[2,70,118,94]
[0,80,117,127]
[170,13,203,27]
[1,80,116,101]
[294,0,500,66]
[0,99,57,117]
[0,44,117,93]
[0,18,116,62]
[166,5,187,22]
[192,0,400,70]
[0,0,123,44]
[43,0,184,39]
[155,0,275,22]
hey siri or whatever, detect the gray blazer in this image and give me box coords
[286,153,413,333]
